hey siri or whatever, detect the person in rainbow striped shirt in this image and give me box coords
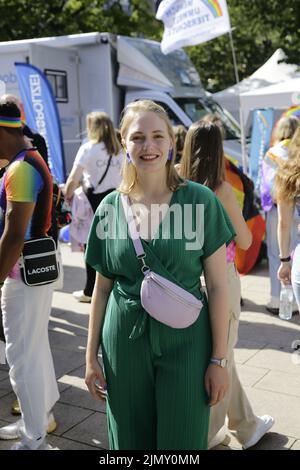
[0,100,59,450]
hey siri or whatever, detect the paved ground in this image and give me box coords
[0,244,300,451]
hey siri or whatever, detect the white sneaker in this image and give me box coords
[72,290,92,303]
[0,413,56,440]
[0,419,23,440]
[208,426,231,449]
[243,415,274,449]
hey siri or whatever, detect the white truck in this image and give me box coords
[0,32,242,172]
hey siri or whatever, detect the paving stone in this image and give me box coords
[254,369,300,398]
[245,346,300,375]
[47,434,100,450]
[63,412,108,449]
[49,330,88,353]
[235,364,269,387]
[244,387,300,440]
[51,402,94,436]
[290,439,300,450]
[52,349,86,379]
[59,386,106,414]
[234,339,266,364]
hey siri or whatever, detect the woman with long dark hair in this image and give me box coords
[180,120,274,449]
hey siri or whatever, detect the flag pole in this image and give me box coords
[228,28,248,174]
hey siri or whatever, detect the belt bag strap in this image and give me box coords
[120,194,203,329]
[120,194,147,262]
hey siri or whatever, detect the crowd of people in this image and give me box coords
[0,93,299,451]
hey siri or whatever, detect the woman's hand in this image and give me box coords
[277,262,292,284]
[85,359,107,401]
[205,364,229,406]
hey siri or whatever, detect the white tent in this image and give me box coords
[213,49,298,122]
[240,77,300,127]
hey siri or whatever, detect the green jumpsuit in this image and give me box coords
[86,181,234,450]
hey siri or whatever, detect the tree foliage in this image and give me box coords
[188,0,300,91]
[0,0,299,92]
[0,0,162,41]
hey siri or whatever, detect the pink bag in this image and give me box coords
[121,195,203,329]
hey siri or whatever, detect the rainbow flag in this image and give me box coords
[284,105,300,119]
[202,0,223,17]
[225,158,266,275]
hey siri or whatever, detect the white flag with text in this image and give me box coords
[156,0,231,54]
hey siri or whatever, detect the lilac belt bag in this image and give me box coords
[121,194,203,329]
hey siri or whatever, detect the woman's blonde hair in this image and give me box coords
[180,120,225,191]
[274,115,299,142]
[275,126,300,202]
[86,111,121,156]
[118,100,184,194]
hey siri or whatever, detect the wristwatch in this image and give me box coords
[210,357,228,368]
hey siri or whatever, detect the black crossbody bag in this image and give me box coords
[20,237,59,286]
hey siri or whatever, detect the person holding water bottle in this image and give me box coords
[276,127,300,317]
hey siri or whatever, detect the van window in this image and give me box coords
[155,102,182,126]
[44,69,68,103]
[175,97,241,140]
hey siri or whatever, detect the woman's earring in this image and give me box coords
[168,149,173,161]
[126,152,132,163]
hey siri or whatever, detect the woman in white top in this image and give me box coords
[65,111,122,302]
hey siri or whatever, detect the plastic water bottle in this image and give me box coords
[279,284,294,320]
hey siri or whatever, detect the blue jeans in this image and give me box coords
[266,206,299,299]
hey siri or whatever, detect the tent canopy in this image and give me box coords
[240,77,300,126]
[213,49,298,122]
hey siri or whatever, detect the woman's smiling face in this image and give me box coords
[124,111,172,175]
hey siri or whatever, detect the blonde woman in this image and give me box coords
[276,127,300,311]
[179,120,274,449]
[260,116,299,314]
[65,112,122,302]
[85,100,235,450]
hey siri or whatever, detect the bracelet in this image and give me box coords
[279,256,291,262]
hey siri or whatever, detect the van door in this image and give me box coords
[29,44,81,173]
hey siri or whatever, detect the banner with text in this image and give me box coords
[156,0,231,54]
[15,62,66,183]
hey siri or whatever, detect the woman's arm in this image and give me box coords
[85,272,114,401]
[203,244,229,406]
[277,199,295,284]
[64,165,84,203]
[216,181,252,250]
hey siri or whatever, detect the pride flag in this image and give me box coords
[156,0,231,54]
[284,105,300,119]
